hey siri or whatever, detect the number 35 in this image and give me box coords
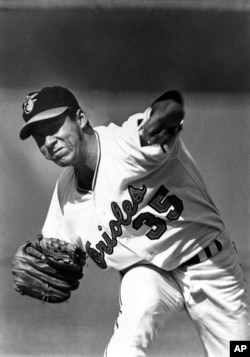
[132,185,183,240]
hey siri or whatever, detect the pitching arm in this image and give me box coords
[139,90,185,148]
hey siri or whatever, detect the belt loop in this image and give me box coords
[197,249,207,263]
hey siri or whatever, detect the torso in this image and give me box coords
[42,113,226,271]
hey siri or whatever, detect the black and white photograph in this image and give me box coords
[0,1,250,356]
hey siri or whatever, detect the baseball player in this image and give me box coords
[18,86,250,356]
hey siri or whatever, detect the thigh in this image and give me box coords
[105,265,184,357]
[173,243,250,357]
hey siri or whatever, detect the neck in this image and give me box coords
[74,131,98,191]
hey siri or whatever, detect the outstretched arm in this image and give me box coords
[140,90,185,147]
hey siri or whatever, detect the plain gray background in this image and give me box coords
[0,1,250,356]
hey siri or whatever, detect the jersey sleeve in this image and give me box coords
[110,109,181,167]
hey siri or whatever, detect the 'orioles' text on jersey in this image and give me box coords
[42,109,226,271]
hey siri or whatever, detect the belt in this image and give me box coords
[180,239,223,267]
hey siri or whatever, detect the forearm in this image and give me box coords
[141,90,185,146]
[150,99,184,131]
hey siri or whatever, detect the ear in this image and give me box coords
[76,109,89,128]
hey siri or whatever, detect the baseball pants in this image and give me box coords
[104,242,250,357]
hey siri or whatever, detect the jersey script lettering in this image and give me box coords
[86,185,183,268]
[86,185,147,269]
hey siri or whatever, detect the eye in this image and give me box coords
[49,121,62,135]
[52,124,59,132]
[32,128,46,143]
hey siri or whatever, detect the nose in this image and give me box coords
[44,135,57,150]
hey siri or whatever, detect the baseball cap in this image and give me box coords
[20,86,80,140]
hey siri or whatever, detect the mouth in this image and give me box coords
[51,148,66,159]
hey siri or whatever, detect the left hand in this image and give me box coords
[12,235,86,303]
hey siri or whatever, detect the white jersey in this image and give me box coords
[42,109,226,271]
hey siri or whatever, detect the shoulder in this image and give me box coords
[94,112,147,140]
[94,113,148,159]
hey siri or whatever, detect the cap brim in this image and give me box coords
[19,106,68,140]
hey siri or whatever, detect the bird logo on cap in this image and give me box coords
[23,92,38,114]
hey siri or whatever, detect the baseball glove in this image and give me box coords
[12,234,86,303]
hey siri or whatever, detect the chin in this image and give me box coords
[55,161,70,167]
[54,155,73,167]
[55,159,72,167]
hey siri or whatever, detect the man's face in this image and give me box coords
[31,113,85,167]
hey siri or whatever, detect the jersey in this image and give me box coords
[42,108,227,271]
